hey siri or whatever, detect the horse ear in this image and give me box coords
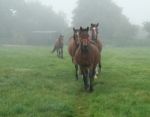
[80,26,83,31]
[87,27,89,31]
[96,23,99,27]
[73,27,75,31]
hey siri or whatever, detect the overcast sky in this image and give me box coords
[113,0,150,25]
[26,0,78,25]
[27,0,150,26]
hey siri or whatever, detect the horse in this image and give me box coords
[74,26,100,92]
[68,28,80,80]
[52,35,64,58]
[90,23,102,73]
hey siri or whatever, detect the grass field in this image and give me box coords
[0,45,150,117]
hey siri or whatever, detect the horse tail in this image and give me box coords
[52,47,56,53]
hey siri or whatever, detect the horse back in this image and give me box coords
[68,37,78,57]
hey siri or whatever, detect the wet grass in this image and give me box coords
[0,45,149,117]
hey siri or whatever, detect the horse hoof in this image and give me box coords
[80,75,83,79]
[84,87,88,91]
[94,75,98,79]
[89,88,93,92]
[84,85,89,91]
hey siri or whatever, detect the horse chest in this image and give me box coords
[76,53,92,66]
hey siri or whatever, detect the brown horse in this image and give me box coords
[90,23,102,73]
[74,26,100,92]
[68,28,80,80]
[52,35,64,58]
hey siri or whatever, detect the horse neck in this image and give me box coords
[79,43,91,54]
[91,31,98,41]
[73,34,76,40]
[73,35,79,46]
[57,39,62,47]
[59,38,63,43]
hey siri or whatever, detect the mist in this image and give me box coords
[0,1,150,115]
[0,0,150,46]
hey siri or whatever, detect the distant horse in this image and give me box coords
[68,28,80,80]
[52,35,64,58]
[90,23,102,73]
[74,26,100,92]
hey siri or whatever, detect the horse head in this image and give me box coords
[58,34,64,43]
[90,23,99,41]
[73,27,80,46]
[79,26,90,52]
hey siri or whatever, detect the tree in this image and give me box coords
[0,0,68,45]
[143,22,150,38]
[72,0,137,45]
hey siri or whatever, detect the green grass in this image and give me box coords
[0,45,150,117]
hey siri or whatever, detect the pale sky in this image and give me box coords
[113,0,150,25]
[27,0,150,26]
[26,0,78,25]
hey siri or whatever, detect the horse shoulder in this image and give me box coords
[68,38,78,57]
[90,44,100,62]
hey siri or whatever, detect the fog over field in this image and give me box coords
[0,1,150,117]
[0,0,149,46]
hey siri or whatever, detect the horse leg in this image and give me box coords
[61,48,63,58]
[89,69,95,92]
[89,76,94,92]
[99,55,102,72]
[85,69,90,91]
[99,61,101,72]
[82,70,88,90]
[59,48,61,58]
[75,64,78,80]
[59,49,61,58]
[58,49,60,58]
[57,49,59,57]
[94,65,98,79]
[95,65,99,76]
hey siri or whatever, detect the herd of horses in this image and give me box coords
[52,23,102,92]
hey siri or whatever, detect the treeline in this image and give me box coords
[72,0,150,46]
[0,0,149,46]
[0,0,68,45]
